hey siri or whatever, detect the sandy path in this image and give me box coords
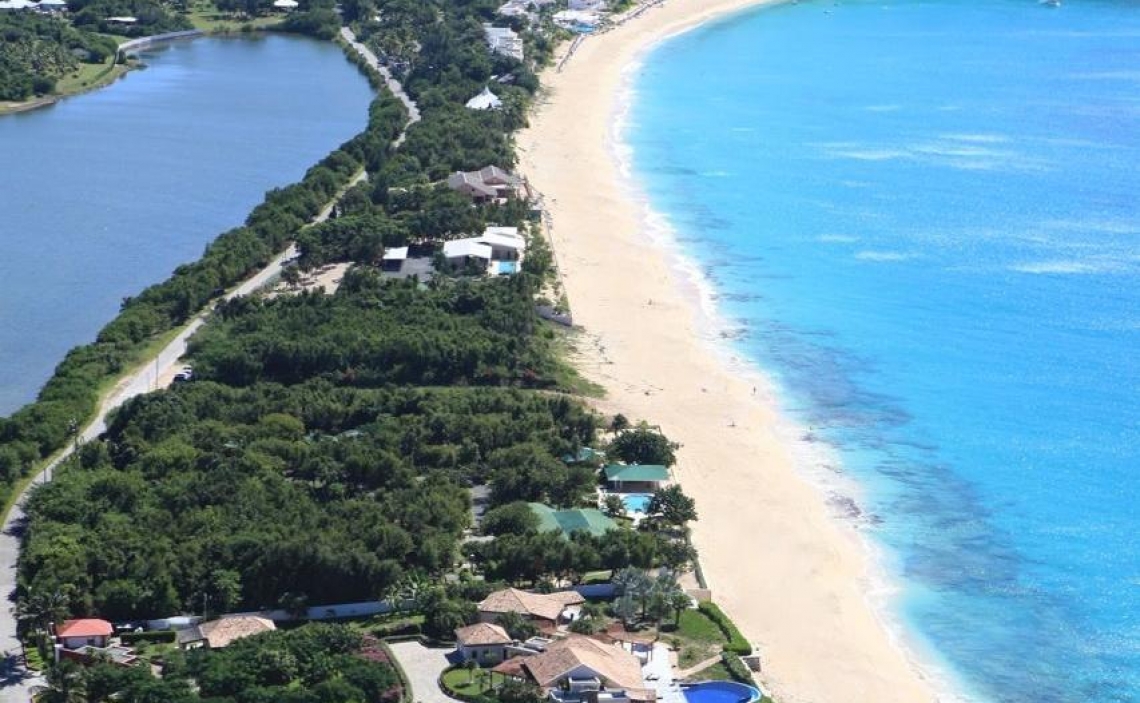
[517,2,944,702]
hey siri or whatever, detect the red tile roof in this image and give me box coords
[57,619,113,638]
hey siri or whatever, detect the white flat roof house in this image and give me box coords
[484,24,524,62]
[480,226,526,259]
[443,239,493,262]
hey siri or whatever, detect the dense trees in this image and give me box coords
[20,378,602,617]
[0,13,117,100]
[37,624,399,703]
[188,275,572,390]
[608,424,679,467]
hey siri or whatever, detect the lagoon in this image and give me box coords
[0,34,373,414]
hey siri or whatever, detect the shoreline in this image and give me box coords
[519,2,947,702]
[0,28,267,117]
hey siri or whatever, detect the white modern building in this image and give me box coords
[484,24,525,62]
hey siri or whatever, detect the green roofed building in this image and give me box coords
[529,503,617,538]
[603,464,669,492]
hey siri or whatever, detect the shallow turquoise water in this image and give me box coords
[0,35,373,414]
[629,1,1140,701]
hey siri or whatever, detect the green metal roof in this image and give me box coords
[603,464,669,482]
[529,503,617,538]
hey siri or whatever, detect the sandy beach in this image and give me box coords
[517,2,943,702]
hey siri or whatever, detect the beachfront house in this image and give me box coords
[177,615,276,650]
[466,86,504,111]
[455,622,515,664]
[478,588,585,627]
[484,24,525,61]
[443,239,493,271]
[56,619,113,650]
[446,165,526,203]
[553,10,602,31]
[480,226,526,260]
[492,635,654,703]
[530,503,618,538]
[442,226,526,275]
[603,464,669,493]
[568,0,606,10]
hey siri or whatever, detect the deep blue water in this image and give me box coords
[0,35,373,414]
[629,1,1140,701]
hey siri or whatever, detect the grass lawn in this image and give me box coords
[187,0,282,32]
[664,609,728,669]
[683,660,733,682]
[53,59,129,96]
[441,666,495,697]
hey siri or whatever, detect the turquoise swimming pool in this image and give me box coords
[497,261,518,274]
[682,681,762,703]
[620,493,652,514]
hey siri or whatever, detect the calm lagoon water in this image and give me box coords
[629,1,1140,701]
[0,34,373,414]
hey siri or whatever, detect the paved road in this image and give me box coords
[386,640,455,703]
[0,168,366,703]
[340,26,421,147]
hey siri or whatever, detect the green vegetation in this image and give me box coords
[698,601,752,656]
[720,651,759,687]
[608,423,680,467]
[186,0,282,32]
[69,0,192,36]
[0,13,118,101]
[36,623,400,703]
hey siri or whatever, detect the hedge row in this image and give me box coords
[720,651,757,687]
[699,601,751,655]
[120,630,177,645]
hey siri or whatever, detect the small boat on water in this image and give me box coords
[1041,0,1061,7]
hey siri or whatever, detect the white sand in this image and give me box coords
[518,2,944,701]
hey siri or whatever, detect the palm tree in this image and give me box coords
[32,659,86,703]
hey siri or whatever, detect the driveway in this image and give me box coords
[387,640,457,703]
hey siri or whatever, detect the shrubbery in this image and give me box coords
[699,601,752,655]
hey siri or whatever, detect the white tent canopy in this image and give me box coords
[466,86,503,111]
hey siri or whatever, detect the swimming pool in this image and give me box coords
[682,681,763,703]
[497,261,518,274]
[620,493,652,514]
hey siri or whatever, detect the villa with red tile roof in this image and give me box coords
[56,619,113,650]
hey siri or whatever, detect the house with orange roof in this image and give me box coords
[56,619,113,650]
[455,622,515,664]
[492,635,654,703]
[477,588,585,627]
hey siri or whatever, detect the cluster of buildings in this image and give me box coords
[455,588,657,703]
[52,615,277,667]
[0,0,66,12]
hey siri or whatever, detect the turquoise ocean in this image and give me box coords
[627,1,1140,701]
